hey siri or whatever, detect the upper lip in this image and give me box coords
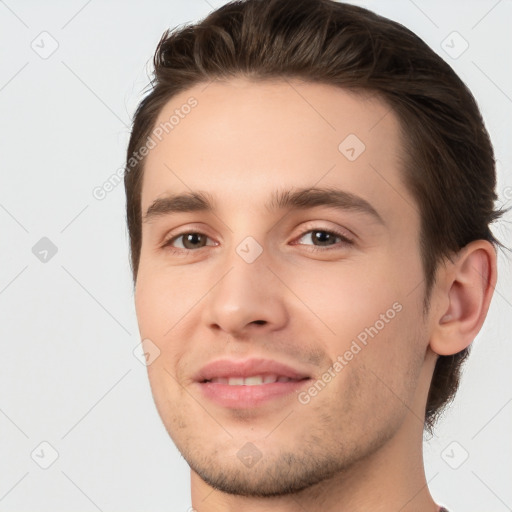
[195,358,311,382]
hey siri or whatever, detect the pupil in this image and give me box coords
[184,233,204,249]
[314,231,334,246]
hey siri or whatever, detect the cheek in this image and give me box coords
[134,270,185,396]
[134,261,209,389]
[284,257,407,349]
[285,254,426,394]
[134,258,203,338]
[135,270,188,417]
[319,309,424,435]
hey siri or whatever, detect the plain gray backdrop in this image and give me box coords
[0,0,511,510]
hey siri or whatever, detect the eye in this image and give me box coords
[294,228,353,249]
[163,232,216,251]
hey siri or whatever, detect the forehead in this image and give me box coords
[141,78,416,227]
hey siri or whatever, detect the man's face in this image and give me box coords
[135,79,434,496]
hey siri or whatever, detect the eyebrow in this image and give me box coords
[268,187,384,225]
[143,191,214,221]
[143,187,384,225]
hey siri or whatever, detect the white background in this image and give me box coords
[0,1,511,510]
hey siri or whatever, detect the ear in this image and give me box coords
[429,240,497,356]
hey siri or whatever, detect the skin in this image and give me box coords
[134,78,496,511]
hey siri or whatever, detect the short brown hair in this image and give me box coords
[124,0,506,430]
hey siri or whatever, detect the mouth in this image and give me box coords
[195,358,312,408]
[204,374,303,385]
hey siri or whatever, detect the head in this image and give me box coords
[124,0,503,498]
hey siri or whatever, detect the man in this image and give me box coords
[124,0,504,510]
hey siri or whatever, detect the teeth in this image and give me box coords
[244,376,264,386]
[208,375,294,385]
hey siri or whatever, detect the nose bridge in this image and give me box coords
[202,236,288,335]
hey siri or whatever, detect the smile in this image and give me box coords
[195,358,312,408]
[205,375,299,385]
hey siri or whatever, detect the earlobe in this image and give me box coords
[429,240,497,356]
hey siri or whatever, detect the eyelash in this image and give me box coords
[293,229,354,251]
[161,228,353,255]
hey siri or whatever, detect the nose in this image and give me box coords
[201,247,289,337]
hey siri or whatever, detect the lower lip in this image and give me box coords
[198,380,310,408]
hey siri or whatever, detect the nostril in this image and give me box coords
[252,320,266,325]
